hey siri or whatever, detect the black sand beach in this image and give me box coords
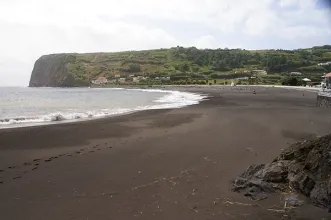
[0,86,330,220]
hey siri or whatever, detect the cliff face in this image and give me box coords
[30,54,66,87]
[29,54,85,87]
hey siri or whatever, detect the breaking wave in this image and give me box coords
[0,89,206,128]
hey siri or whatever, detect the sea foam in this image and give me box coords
[0,89,206,128]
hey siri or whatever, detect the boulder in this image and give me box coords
[258,161,289,183]
[288,172,316,197]
[233,134,331,212]
[310,183,331,212]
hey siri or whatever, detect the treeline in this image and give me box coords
[168,45,331,74]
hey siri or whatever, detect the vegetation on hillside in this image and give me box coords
[62,45,331,85]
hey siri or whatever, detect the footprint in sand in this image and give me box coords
[89,150,95,153]
[13,176,21,180]
[33,159,41,162]
[0,169,4,172]
[7,166,16,169]
[0,181,3,184]
[32,167,38,171]
[24,162,32,166]
[44,158,54,162]
[109,146,112,149]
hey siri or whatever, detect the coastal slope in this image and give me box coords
[29,46,331,87]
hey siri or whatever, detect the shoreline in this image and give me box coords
[2,84,323,130]
[1,84,323,130]
[0,86,330,219]
[0,87,207,130]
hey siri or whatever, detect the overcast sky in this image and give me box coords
[0,0,330,86]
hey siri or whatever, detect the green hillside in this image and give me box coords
[32,45,331,87]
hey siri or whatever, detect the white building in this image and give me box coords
[318,61,331,66]
[160,76,171,81]
[236,77,249,80]
[92,77,108,84]
[133,77,140,83]
[119,78,126,83]
[109,79,117,84]
[252,70,267,75]
[290,72,302,76]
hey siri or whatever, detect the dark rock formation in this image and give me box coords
[233,134,331,212]
[29,54,87,87]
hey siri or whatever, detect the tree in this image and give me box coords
[174,62,190,72]
[210,73,218,79]
[123,63,141,73]
[281,77,299,86]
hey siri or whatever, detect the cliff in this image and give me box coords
[29,45,331,87]
[29,54,88,87]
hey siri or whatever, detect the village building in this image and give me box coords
[318,61,331,66]
[160,76,171,81]
[91,77,108,85]
[133,77,140,83]
[252,70,267,75]
[119,78,126,83]
[290,72,302,76]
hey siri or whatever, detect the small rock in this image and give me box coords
[284,193,304,207]
[244,191,268,201]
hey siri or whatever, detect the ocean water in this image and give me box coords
[0,87,205,129]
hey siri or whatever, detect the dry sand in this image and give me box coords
[0,86,330,220]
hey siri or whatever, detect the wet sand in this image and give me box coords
[0,86,330,220]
